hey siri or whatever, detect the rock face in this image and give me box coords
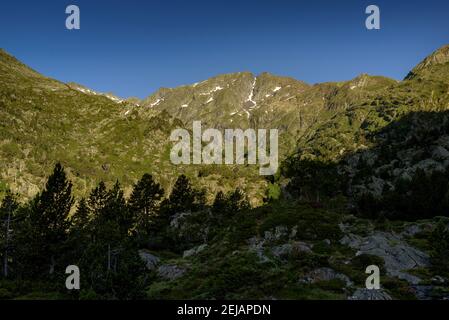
[138,250,160,271]
[139,250,187,280]
[271,241,312,259]
[340,231,429,285]
[157,265,186,280]
[248,226,312,262]
[183,244,208,258]
[248,236,270,263]
[348,288,392,300]
[300,268,353,287]
[170,211,192,229]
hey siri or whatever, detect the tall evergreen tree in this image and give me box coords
[67,198,91,262]
[87,181,108,216]
[105,181,131,235]
[71,198,90,229]
[226,188,250,214]
[128,174,164,234]
[212,191,226,213]
[167,174,195,213]
[29,162,74,275]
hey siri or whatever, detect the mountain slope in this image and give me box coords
[1,45,448,207]
[0,51,268,203]
[283,44,449,203]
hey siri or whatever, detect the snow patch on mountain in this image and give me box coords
[246,78,257,106]
[149,98,163,107]
[74,86,125,104]
[75,87,98,95]
[199,86,223,96]
[105,94,123,103]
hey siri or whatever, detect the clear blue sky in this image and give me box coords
[1,0,448,98]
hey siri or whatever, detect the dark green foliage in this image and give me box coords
[87,181,108,215]
[283,158,343,202]
[128,174,164,235]
[429,221,449,274]
[258,203,343,241]
[212,188,250,219]
[104,181,132,236]
[0,190,19,220]
[166,174,196,213]
[357,168,449,220]
[212,191,226,213]
[227,188,251,214]
[0,164,155,299]
[31,163,74,244]
[208,188,251,242]
[71,198,90,228]
[0,190,19,277]
[155,175,204,236]
[19,163,74,276]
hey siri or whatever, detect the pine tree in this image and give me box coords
[71,198,90,228]
[151,175,197,244]
[212,191,226,213]
[193,188,207,211]
[67,198,91,262]
[226,188,250,214]
[29,162,74,275]
[105,181,131,236]
[87,181,108,215]
[87,181,130,272]
[167,174,195,213]
[128,174,164,234]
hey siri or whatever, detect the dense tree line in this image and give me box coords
[0,163,250,299]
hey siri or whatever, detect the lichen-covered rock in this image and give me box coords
[340,231,429,285]
[138,250,160,271]
[247,236,270,263]
[157,264,186,280]
[170,211,192,229]
[271,241,312,259]
[263,226,289,243]
[183,244,208,258]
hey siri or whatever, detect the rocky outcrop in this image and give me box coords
[138,250,160,271]
[157,265,186,280]
[271,241,312,259]
[183,244,208,258]
[248,225,308,262]
[340,231,429,285]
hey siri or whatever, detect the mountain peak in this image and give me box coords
[405,44,449,80]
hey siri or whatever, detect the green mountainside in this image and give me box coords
[0,47,407,204]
